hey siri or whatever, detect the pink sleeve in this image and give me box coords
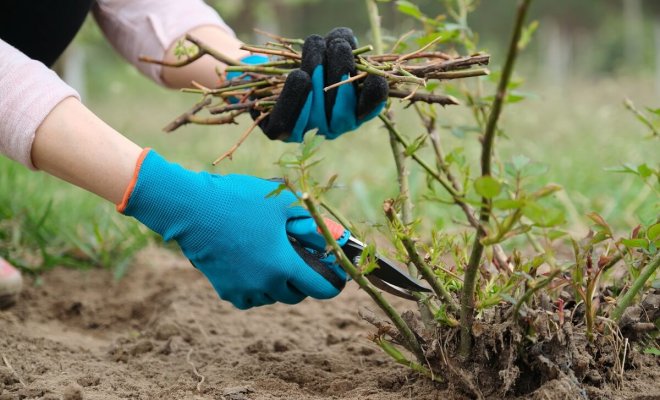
[0,39,80,169]
[92,0,235,86]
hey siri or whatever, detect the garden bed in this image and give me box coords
[0,247,657,400]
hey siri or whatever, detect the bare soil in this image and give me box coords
[0,247,658,400]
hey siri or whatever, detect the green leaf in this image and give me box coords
[547,229,568,241]
[648,223,660,241]
[592,231,610,244]
[587,212,612,236]
[445,147,466,167]
[532,183,562,199]
[518,20,539,50]
[512,155,531,171]
[474,176,502,199]
[493,199,524,210]
[604,163,641,176]
[396,0,422,19]
[425,81,440,92]
[637,163,654,178]
[301,133,324,161]
[645,107,660,116]
[621,238,649,249]
[404,133,427,156]
[643,347,660,356]
[265,183,288,199]
[505,92,527,104]
[523,202,565,227]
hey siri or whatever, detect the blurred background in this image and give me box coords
[2,0,658,273]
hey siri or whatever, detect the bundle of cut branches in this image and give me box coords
[141,31,490,135]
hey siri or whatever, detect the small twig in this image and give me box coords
[324,72,368,92]
[186,34,243,66]
[406,55,490,76]
[621,337,629,378]
[388,90,460,106]
[139,51,204,67]
[375,336,442,383]
[224,65,292,75]
[397,35,444,63]
[2,354,26,388]
[319,200,352,231]
[254,28,305,45]
[379,115,459,198]
[624,98,659,137]
[389,29,416,53]
[368,52,452,62]
[186,112,243,127]
[212,113,269,165]
[163,97,212,132]
[356,61,426,86]
[427,68,490,80]
[241,44,301,60]
[186,348,206,393]
[207,97,277,115]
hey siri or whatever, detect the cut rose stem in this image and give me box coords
[301,193,425,363]
[459,0,533,359]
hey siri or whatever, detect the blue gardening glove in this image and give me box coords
[117,149,347,310]
[248,27,388,142]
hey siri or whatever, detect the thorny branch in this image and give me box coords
[460,0,533,358]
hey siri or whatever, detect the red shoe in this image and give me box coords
[0,257,22,309]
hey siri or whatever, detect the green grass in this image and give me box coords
[1,44,658,275]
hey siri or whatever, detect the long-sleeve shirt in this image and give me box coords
[0,0,233,169]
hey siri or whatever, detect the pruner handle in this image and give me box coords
[286,217,350,253]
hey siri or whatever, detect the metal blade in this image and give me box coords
[342,237,432,294]
[365,275,419,301]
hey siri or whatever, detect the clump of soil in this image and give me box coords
[370,290,660,399]
[0,247,658,399]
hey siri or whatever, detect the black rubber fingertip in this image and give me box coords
[325,27,357,49]
[324,38,358,119]
[301,34,326,74]
[357,75,389,119]
[259,70,311,140]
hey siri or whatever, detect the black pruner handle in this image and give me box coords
[288,237,346,291]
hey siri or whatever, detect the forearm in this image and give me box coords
[31,97,143,204]
[161,25,248,89]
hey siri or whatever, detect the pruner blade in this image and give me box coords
[341,236,432,301]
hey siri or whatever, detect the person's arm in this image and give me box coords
[31,97,141,204]
[92,0,247,89]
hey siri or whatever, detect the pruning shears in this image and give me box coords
[286,217,431,300]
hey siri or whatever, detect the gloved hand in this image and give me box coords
[117,149,347,309]
[242,27,389,142]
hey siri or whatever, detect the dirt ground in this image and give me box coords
[1,247,658,400]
